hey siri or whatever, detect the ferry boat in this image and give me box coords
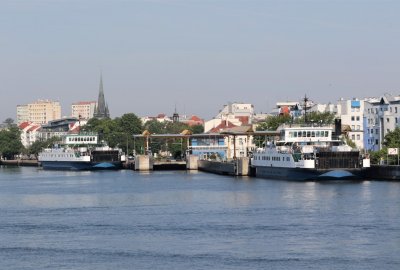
[38,133,125,170]
[251,124,370,181]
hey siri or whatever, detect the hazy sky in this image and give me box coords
[1,0,399,121]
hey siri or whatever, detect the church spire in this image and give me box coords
[94,72,110,119]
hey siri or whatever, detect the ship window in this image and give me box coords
[311,131,315,137]
[306,131,311,137]
[293,132,297,138]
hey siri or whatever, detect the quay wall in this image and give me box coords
[198,158,250,176]
[0,160,39,167]
[366,165,400,180]
[198,160,236,175]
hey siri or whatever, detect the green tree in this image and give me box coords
[0,126,24,159]
[299,111,336,125]
[144,119,166,134]
[3,118,16,127]
[383,127,400,148]
[28,137,61,157]
[256,114,292,131]
[189,124,204,134]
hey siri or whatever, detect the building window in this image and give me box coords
[371,129,373,134]
[376,129,379,134]
[390,107,393,112]
[356,116,360,121]
[376,139,379,145]
[351,134,355,140]
[387,118,390,123]
[396,107,398,113]
[351,116,355,121]
[357,125,360,130]
[357,134,360,140]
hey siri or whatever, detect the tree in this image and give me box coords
[3,118,16,127]
[144,119,166,134]
[0,126,24,159]
[190,124,204,134]
[28,137,61,157]
[383,127,400,148]
[256,114,292,131]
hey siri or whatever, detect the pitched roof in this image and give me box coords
[19,122,32,130]
[190,115,202,121]
[208,121,238,133]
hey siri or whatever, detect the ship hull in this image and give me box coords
[253,166,367,181]
[40,161,122,171]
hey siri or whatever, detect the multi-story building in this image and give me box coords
[337,98,365,149]
[16,105,29,125]
[38,117,80,141]
[19,122,41,148]
[204,102,254,133]
[364,94,400,151]
[71,101,97,120]
[16,100,61,125]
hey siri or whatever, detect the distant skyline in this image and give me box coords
[1,0,400,121]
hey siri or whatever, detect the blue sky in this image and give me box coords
[1,0,399,120]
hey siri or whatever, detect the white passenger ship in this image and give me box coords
[251,124,370,180]
[38,133,125,170]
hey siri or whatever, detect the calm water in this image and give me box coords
[0,166,399,270]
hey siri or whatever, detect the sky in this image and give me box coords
[1,0,400,121]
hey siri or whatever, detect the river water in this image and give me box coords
[0,166,399,270]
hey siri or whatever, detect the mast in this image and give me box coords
[303,94,309,124]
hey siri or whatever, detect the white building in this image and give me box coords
[71,101,97,120]
[337,98,365,149]
[16,105,29,125]
[204,102,254,133]
[364,94,400,151]
[141,113,173,124]
[19,122,41,148]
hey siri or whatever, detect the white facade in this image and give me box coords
[216,102,254,119]
[205,103,254,133]
[71,101,97,120]
[337,98,365,149]
[16,105,29,125]
[364,94,400,151]
[19,122,41,148]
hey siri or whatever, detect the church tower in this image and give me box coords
[93,73,110,119]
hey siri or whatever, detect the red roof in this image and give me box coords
[235,116,249,125]
[27,125,40,132]
[209,121,237,133]
[190,115,202,121]
[157,113,166,118]
[19,122,32,129]
[72,101,96,105]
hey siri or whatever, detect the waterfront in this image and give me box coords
[0,167,399,269]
